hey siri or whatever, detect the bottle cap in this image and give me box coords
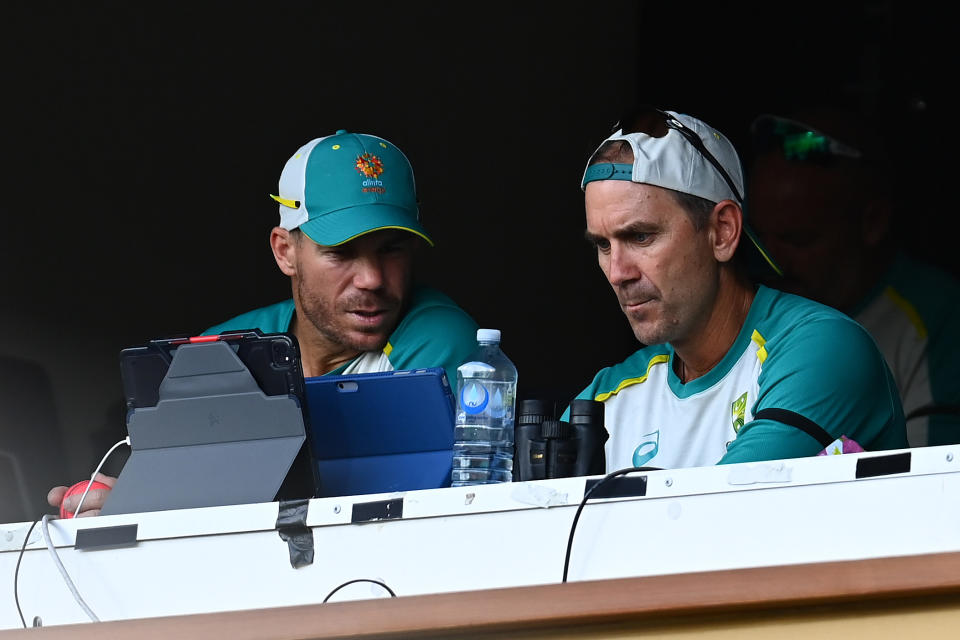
[477,328,501,343]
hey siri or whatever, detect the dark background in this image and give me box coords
[1,2,955,518]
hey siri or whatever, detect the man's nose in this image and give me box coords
[606,244,636,286]
[352,254,385,290]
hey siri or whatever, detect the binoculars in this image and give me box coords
[513,398,608,481]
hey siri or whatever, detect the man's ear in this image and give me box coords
[270,227,298,277]
[712,201,743,263]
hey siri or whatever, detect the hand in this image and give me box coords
[47,473,117,518]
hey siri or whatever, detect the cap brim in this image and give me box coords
[298,203,434,247]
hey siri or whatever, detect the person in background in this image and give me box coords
[746,107,960,448]
[566,105,907,470]
[49,129,479,516]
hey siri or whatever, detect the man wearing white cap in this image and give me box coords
[50,129,479,516]
[566,106,908,470]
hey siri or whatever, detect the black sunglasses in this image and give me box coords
[613,106,744,204]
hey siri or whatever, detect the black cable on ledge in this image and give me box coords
[323,578,397,603]
[562,466,655,583]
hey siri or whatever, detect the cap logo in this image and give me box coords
[355,153,384,178]
[355,153,386,194]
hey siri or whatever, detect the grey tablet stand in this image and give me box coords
[101,340,306,516]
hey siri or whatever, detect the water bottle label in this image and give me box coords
[459,381,490,415]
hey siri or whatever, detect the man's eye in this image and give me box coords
[594,239,611,253]
[325,248,353,260]
[632,232,650,244]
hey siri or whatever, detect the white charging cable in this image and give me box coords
[39,514,99,622]
[33,436,132,623]
[73,437,130,517]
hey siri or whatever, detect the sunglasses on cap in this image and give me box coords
[750,114,862,163]
[612,105,745,204]
[604,106,784,278]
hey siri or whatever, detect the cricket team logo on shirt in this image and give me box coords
[731,392,748,432]
[355,153,386,194]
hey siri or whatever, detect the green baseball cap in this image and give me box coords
[270,130,433,246]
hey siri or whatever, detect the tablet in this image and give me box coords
[304,367,456,497]
[102,330,319,515]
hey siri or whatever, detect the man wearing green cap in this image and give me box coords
[49,130,479,517]
[201,129,478,386]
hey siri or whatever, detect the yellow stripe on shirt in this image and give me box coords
[594,354,670,402]
[751,329,768,363]
[884,286,928,339]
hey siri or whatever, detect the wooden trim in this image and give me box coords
[9,551,960,639]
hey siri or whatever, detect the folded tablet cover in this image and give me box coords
[102,333,310,515]
[304,367,455,497]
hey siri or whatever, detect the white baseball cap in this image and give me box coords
[582,107,782,277]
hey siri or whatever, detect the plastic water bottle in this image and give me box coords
[451,328,518,486]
